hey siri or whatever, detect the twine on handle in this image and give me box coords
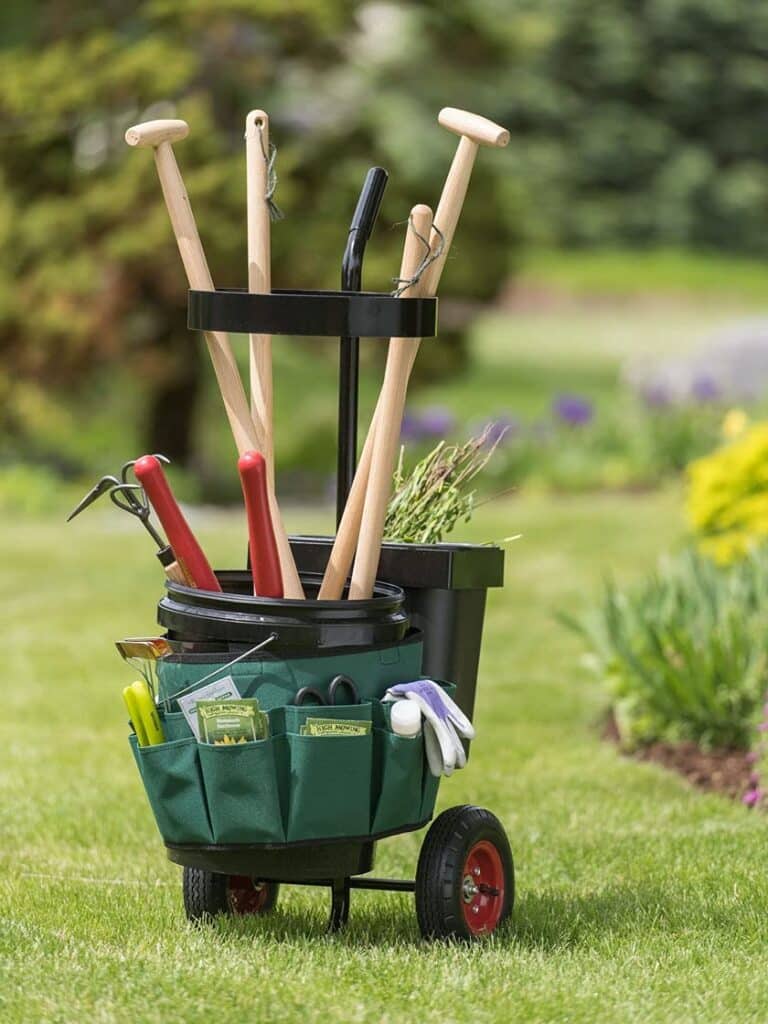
[391,217,444,297]
[257,121,284,223]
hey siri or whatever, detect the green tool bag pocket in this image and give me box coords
[160,710,193,741]
[371,729,426,834]
[134,735,213,844]
[372,680,459,828]
[284,700,372,735]
[285,702,373,841]
[199,733,288,844]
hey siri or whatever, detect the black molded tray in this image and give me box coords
[188,288,438,338]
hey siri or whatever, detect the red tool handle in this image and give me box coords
[238,450,283,598]
[133,455,221,592]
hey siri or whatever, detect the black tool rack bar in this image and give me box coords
[187,288,437,340]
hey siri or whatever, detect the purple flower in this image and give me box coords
[553,393,594,427]
[400,406,456,442]
[400,411,426,442]
[691,374,720,403]
[640,382,673,409]
[743,787,763,807]
[419,406,456,438]
[484,416,520,447]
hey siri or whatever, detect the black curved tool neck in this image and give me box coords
[337,166,388,525]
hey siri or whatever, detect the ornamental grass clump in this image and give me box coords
[563,547,768,751]
[687,421,768,563]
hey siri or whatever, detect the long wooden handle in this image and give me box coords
[245,110,274,475]
[153,142,264,455]
[130,132,304,598]
[348,205,434,599]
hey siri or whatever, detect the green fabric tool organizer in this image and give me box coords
[129,634,450,845]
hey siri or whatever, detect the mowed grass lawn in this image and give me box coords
[2,486,767,1024]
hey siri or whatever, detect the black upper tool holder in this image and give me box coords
[187,288,437,340]
[186,167,438,525]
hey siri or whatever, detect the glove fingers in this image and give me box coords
[443,694,474,736]
[423,723,447,777]
[410,694,456,776]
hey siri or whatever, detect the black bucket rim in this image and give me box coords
[158,571,409,649]
[165,571,405,612]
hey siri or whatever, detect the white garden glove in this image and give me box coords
[385,680,475,778]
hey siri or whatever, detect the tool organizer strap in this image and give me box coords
[188,288,438,339]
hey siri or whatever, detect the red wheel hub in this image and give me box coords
[460,840,505,935]
[226,876,270,915]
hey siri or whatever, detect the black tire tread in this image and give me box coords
[415,804,514,941]
[182,866,228,921]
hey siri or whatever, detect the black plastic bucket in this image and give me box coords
[157,571,409,651]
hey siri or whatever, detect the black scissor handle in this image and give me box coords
[328,674,360,706]
[293,686,327,707]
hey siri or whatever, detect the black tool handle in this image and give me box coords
[338,167,389,524]
[347,167,389,241]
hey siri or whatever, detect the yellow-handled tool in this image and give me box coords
[123,680,165,746]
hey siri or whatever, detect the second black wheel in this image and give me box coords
[415,804,513,941]
[182,867,280,922]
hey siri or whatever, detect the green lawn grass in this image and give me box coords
[2,487,766,1023]
[522,248,768,305]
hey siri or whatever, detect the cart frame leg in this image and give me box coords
[328,877,351,932]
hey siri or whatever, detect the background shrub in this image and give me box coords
[563,546,768,750]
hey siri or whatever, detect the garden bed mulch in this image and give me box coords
[604,713,753,802]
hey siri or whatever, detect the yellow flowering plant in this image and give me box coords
[687,415,768,563]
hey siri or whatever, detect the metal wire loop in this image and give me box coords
[391,218,445,297]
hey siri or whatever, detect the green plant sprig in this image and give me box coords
[384,425,504,544]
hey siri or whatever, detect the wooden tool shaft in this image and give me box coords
[245,111,274,475]
[421,135,477,295]
[317,419,376,599]
[348,205,433,599]
[153,142,264,455]
[129,123,304,597]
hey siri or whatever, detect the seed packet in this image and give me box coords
[197,698,269,744]
[299,718,371,737]
[178,675,242,740]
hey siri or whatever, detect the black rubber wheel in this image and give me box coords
[183,867,280,922]
[415,805,514,941]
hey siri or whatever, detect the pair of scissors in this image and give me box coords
[293,674,360,707]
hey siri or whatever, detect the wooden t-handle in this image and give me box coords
[348,206,433,599]
[319,107,509,600]
[125,119,305,599]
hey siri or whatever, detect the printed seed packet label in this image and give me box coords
[197,698,269,744]
[300,718,371,737]
[178,676,241,740]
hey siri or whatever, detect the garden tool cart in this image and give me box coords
[114,108,513,941]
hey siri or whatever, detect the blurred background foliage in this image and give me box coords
[1,0,768,502]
